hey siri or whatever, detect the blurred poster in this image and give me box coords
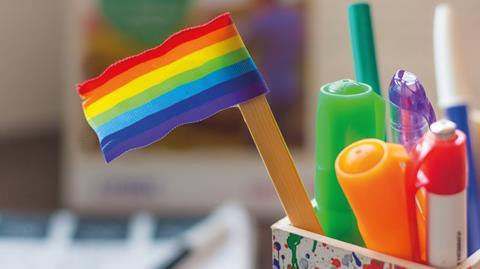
[81,0,305,153]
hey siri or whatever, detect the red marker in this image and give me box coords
[408,119,467,267]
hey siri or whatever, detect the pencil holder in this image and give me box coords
[271,217,480,269]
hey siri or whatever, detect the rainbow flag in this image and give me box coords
[77,13,269,162]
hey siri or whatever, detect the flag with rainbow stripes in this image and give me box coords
[77,13,269,162]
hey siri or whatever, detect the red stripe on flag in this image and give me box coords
[77,13,233,96]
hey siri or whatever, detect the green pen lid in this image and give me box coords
[314,79,385,245]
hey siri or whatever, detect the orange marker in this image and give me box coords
[335,139,416,260]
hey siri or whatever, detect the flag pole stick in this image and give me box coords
[238,95,324,234]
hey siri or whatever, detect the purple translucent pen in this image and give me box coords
[389,70,436,150]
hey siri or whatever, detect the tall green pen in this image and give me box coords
[348,2,381,95]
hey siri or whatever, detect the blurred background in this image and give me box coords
[0,0,479,268]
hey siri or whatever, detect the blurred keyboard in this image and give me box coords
[0,203,255,269]
[0,212,202,269]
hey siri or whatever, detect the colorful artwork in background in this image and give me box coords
[243,0,304,145]
[99,0,192,48]
[83,0,191,81]
[78,13,269,162]
[81,0,305,152]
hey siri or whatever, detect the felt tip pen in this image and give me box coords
[434,3,480,255]
[348,3,381,96]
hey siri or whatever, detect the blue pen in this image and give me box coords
[434,3,480,255]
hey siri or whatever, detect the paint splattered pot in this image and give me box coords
[272,217,480,269]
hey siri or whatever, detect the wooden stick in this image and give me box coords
[238,95,324,234]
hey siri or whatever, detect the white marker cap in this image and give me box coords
[433,4,469,108]
[430,119,456,140]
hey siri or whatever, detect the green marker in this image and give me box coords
[314,79,385,245]
[348,3,381,95]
